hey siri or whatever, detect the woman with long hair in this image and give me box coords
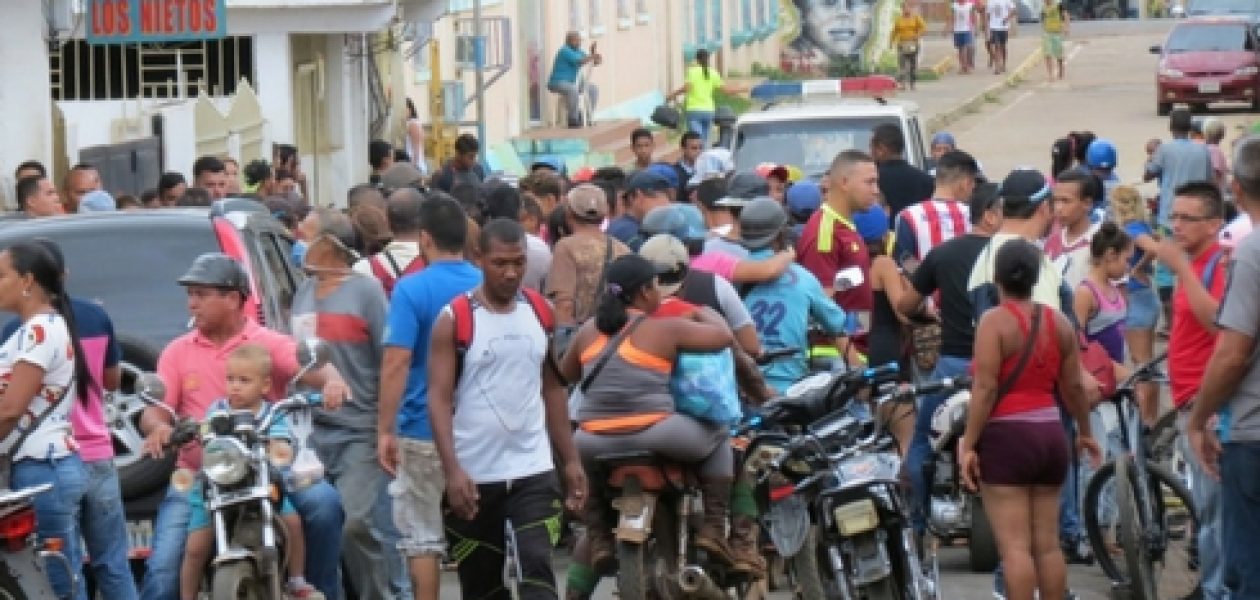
[960,239,1102,600]
[1111,185,1162,424]
[0,240,97,599]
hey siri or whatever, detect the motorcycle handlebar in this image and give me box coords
[755,347,801,365]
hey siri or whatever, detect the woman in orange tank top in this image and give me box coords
[959,239,1102,600]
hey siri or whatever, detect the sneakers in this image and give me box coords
[285,580,324,600]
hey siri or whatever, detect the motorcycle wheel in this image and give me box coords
[968,496,999,573]
[787,527,827,600]
[614,506,680,600]
[861,577,900,600]
[211,562,262,600]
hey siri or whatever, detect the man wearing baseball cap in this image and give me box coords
[739,198,856,391]
[546,184,631,326]
[640,203,794,289]
[607,170,672,251]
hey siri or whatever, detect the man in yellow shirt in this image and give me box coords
[1042,1,1070,80]
[890,3,929,90]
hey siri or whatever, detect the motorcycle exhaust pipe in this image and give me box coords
[678,565,724,599]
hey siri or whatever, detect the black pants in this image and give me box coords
[445,470,562,600]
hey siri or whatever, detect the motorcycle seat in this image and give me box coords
[596,452,692,492]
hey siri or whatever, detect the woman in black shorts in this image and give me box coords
[959,239,1102,600]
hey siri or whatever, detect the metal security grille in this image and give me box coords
[50,37,255,101]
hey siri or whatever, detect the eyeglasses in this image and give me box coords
[1168,212,1214,223]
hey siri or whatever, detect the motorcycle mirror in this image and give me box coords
[296,338,331,371]
[136,372,176,419]
[833,266,865,292]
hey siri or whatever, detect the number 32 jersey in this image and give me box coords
[743,254,850,393]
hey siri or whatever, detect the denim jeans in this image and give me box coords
[1176,414,1228,599]
[907,354,972,533]
[1058,408,1083,541]
[81,459,139,600]
[12,454,89,600]
[314,429,410,600]
[140,478,345,600]
[1219,442,1260,598]
[687,110,715,146]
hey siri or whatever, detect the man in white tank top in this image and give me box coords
[427,218,586,600]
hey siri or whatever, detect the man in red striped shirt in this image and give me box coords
[892,150,980,271]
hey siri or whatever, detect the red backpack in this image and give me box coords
[369,251,426,297]
[449,288,555,375]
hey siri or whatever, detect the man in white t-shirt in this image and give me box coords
[987,0,1015,73]
[951,0,978,74]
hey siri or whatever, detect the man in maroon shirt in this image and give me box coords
[796,150,881,338]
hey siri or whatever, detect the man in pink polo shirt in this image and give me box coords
[136,253,350,600]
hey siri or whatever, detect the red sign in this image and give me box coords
[88,0,227,45]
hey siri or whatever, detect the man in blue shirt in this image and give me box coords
[738,197,853,392]
[608,169,672,251]
[548,32,602,128]
[377,195,482,600]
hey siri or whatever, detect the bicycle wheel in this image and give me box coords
[1116,458,1158,600]
[1083,459,1201,599]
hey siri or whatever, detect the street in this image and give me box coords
[431,22,1221,600]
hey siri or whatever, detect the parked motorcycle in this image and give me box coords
[135,339,331,600]
[762,377,970,600]
[923,388,999,572]
[0,482,76,599]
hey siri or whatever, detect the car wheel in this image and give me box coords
[1158,102,1172,116]
[112,337,176,500]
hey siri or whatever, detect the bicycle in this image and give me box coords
[1082,351,1201,600]
[503,519,523,600]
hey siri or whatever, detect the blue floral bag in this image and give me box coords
[671,349,743,425]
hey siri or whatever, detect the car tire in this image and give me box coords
[113,337,176,500]
[1158,102,1172,116]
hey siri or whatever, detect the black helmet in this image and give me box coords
[739,197,789,250]
[178,253,250,295]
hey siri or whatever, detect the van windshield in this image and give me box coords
[1187,0,1259,15]
[732,116,901,179]
[1167,23,1249,52]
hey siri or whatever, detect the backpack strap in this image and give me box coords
[369,255,396,292]
[1201,249,1225,291]
[521,288,555,333]
[451,292,477,353]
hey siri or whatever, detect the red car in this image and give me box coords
[1152,17,1260,115]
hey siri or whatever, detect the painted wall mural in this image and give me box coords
[781,0,898,75]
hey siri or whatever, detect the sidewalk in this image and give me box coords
[903,33,1044,131]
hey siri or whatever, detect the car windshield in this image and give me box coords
[732,116,900,179]
[0,219,219,349]
[1166,24,1250,52]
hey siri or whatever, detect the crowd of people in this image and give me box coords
[5,93,1260,600]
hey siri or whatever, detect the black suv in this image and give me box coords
[0,202,302,509]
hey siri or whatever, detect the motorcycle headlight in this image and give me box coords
[832,498,880,536]
[838,455,883,482]
[203,438,250,485]
[744,444,787,477]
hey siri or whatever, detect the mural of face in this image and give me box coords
[795,0,876,59]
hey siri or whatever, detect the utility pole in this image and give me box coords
[473,0,487,167]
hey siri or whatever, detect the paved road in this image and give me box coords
[436,21,1221,600]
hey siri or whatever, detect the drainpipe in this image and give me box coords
[473,0,487,166]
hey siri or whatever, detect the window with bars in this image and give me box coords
[569,0,583,31]
[50,37,254,101]
[589,0,603,32]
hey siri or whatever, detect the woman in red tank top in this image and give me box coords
[958,239,1102,600]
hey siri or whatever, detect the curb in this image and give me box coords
[924,44,1047,134]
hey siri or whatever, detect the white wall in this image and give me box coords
[254,33,296,148]
[0,2,55,209]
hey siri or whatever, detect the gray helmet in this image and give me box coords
[715,171,770,209]
[739,197,790,250]
[178,253,250,295]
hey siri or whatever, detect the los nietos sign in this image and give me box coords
[87,0,227,44]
